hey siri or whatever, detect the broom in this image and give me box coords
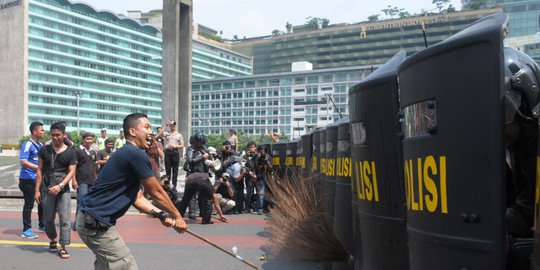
[264,170,348,262]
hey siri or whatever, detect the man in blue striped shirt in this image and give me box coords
[19,121,45,239]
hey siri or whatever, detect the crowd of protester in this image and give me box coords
[18,120,275,260]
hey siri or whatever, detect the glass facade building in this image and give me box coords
[484,0,540,37]
[230,9,502,74]
[125,11,254,80]
[192,40,252,80]
[27,0,163,133]
[191,66,372,138]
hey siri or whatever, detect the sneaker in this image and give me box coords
[257,210,263,215]
[21,229,38,239]
[38,226,46,232]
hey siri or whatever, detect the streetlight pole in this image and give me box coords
[74,91,82,136]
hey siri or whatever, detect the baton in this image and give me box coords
[151,210,258,269]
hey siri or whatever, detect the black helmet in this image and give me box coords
[192,131,206,145]
[503,47,540,124]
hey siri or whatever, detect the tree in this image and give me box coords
[321,18,330,28]
[447,4,456,12]
[285,22,292,33]
[381,5,400,18]
[463,0,490,10]
[272,29,284,36]
[367,14,380,22]
[304,17,330,30]
[433,0,450,12]
[305,16,320,30]
[399,10,412,18]
[233,34,239,40]
[381,5,411,19]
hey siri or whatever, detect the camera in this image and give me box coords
[164,180,170,186]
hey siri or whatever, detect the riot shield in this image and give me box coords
[316,128,327,199]
[300,133,313,178]
[286,139,299,177]
[398,13,508,270]
[534,136,540,269]
[312,128,322,184]
[350,50,408,270]
[294,139,303,176]
[271,141,287,178]
[325,118,348,228]
[333,117,354,259]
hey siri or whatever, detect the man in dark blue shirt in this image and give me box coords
[76,113,187,269]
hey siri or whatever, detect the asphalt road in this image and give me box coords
[0,156,328,270]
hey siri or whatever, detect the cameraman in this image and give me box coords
[254,145,272,214]
[243,142,258,213]
[219,141,246,214]
[159,175,179,204]
[214,172,236,213]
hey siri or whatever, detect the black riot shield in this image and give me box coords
[534,136,540,269]
[301,132,313,178]
[294,139,303,175]
[333,117,354,259]
[349,50,409,270]
[271,141,287,178]
[312,128,322,183]
[398,13,508,270]
[325,119,348,228]
[286,139,299,177]
[316,128,327,199]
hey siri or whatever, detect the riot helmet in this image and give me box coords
[503,47,540,124]
[192,131,206,146]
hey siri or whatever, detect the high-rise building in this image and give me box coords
[125,11,253,80]
[228,8,502,74]
[463,0,540,37]
[1,0,164,144]
[0,0,253,144]
[191,64,372,138]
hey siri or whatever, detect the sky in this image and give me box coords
[81,0,463,38]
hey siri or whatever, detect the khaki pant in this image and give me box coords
[76,212,138,270]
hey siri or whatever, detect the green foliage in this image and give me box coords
[200,32,223,42]
[433,0,450,12]
[463,0,491,10]
[305,17,330,30]
[204,133,290,151]
[272,29,284,36]
[380,5,414,19]
[367,14,380,22]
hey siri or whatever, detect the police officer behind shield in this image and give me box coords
[503,48,540,239]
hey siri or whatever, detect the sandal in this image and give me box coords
[49,241,58,252]
[58,249,70,259]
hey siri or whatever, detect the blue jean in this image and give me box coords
[255,176,266,212]
[42,190,71,246]
[74,183,91,227]
[76,184,92,218]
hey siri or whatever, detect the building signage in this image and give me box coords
[0,0,21,11]
[360,16,450,32]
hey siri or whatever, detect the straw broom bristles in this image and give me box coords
[265,169,348,261]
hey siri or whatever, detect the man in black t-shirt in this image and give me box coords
[35,122,77,259]
[71,132,97,230]
[76,113,187,269]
